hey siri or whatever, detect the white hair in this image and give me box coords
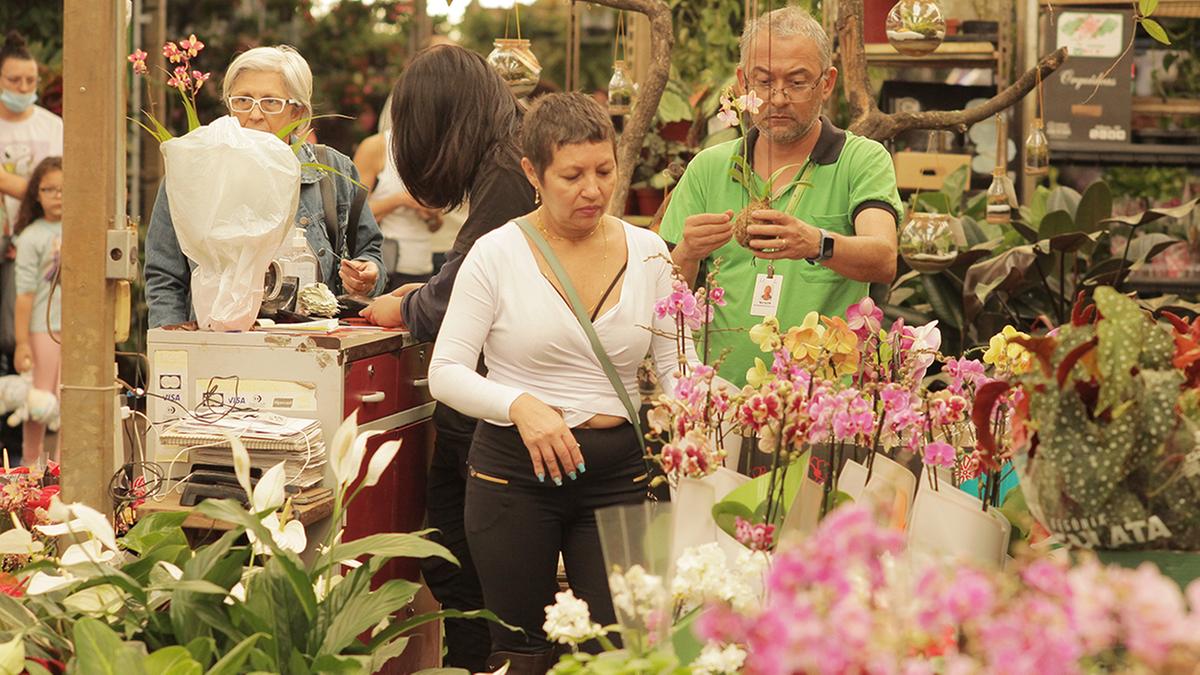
[222,45,314,120]
[740,6,832,72]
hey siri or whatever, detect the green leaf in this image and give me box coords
[244,554,318,664]
[121,511,189,554]
[366,608,511,653]
[185,637,216,669]
[298,161,369,192]
[72,617,148,675]
[712,454,810,542]
[963,245,1038,323]
[921,273,963,329]
[1140,17,1171,44]
[144,646,203,675]
[204,634,266,675]
[941,165,969,213]
[1101,197,1199,228]
[273,113,352,141]
[1046,186,1082,221]
[915,192,952,215]
[310,653,371,673]
[1139,0,1159,17]
[1038,210,1078,239]
[24,662,52,675]
[317,532,455,576]
[316,576,421,656]
[193,500,289,559]
[1075,181,1113,233]
[370,637,412,673]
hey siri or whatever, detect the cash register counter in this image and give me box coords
[144,325,440,673]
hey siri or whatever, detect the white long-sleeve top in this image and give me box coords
[428,219,690,427]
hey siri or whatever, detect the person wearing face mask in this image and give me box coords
[0,31,62,230]
[427,93,696,673]
[144,45,386,328]
[661,6,902,389]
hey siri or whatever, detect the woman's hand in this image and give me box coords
[340,259,378,295]
[360,295,405,328]
[509,394,585,485]
[13,343,32,374]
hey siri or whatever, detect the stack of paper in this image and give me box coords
[158,412,326,490]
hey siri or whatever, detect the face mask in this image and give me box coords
[0,89,37,114]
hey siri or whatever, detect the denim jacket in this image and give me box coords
[144,142,386,328]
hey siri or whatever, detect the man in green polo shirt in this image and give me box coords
[660,6,902,387]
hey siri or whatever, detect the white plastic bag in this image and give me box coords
[161,116,301,331]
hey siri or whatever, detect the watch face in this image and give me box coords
[821,231,835,259]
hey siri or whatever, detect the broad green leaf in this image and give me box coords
[941,165,969,213]
[149,579,228,596]
[193,499,290,560]
[317,577,421,656]
[121,510,189,555]
[655,87,693,124]
[712,454,809,542]
[1038,210,1078,239]
[959,216,990,247]
[921,273,963,330]
[1101,197,1199,228]
[72,617,148,675]
[144,646,203,675]
[1075,181,1113,233]
[1046,186,1082,221]
[371,637,412,673]
[310,653,370,673]
[317,532,455,576]
[963,245,1038,323]
[1139,0,1159,16]
[1141,18,1171,44]
[366,608,511,653]
[185,637,216,669]
[205,634,266,675]
[915,192,952,215]
[244,554,318,664]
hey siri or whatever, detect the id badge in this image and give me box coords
[750,273,783,317]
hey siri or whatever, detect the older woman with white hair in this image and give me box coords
[145,45,387,328]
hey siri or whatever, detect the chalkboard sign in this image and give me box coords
[1043,10,1133,144]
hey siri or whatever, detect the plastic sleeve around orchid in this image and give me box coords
[427,243,525,423]
[648,236,701,395]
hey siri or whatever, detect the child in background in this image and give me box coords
[12,156,61,467]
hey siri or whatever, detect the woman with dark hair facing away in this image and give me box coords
[359,44,536,673]
[426,92,694,674]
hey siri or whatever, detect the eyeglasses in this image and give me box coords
[38,186,63,197]
[226,96,299,115]
[746,73,826,102]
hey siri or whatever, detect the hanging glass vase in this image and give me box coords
[900,212,959,273]
[1024,119,1050,177]
[608,60,636,116]
[486,38,542,98]
[986,169,1013,225]
[886,0,946,57]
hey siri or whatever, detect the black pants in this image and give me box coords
[465,421,648,655]
[420,404,490,672]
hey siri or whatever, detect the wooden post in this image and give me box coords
[61,0,123,510]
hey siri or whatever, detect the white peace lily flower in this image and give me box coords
[329,411,371,488]
[363,439,402,488]
[231,435,253,499]
[157,560,184,581]
[248,511,307,556]
[225,581,246,606]
[314,572,345,602]
[63,584,127,620]
[252,461,287,513]
[543,590,604,645]
[0,523,42,556]
[692,643,747,675]
[61,539,120,566]
[25,571,76,595]
[0,633,24,675]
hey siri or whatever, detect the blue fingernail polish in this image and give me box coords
[537,472,545,483]
[577,462,586,473]
[568,471,577,481]
[553,476,563,486]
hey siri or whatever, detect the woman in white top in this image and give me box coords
[428,93,689,672]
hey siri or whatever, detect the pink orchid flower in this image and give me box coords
[845,296,883,340]
[179,34,205,57]
[922,441,956,468]
[162,41,183,63]
[739,89,764,115]
[127,49,148,75]
[716,107,740,129]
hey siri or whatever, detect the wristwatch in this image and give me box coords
[806,228,834,264]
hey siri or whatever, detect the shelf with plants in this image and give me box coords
[1039,0,1200,20]
[863,40,999,67]
[1049,139,1200,166]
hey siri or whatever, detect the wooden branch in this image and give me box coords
[836,0,1069,142]
[580,0,674,217]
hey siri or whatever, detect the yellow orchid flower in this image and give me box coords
[784,312,825,363]
[746,357,774,388]
[983,325,1033,374]
[749,316,782,352]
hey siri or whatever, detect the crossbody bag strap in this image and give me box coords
[515,217,647,452]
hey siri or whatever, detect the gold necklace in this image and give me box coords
[536,208,609,267]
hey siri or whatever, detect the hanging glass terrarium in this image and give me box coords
[886,0,947,57]
[986,168,1013,225]
[1024,119,1050,177]
[608,60,635,116]
[900,212,959,273]
[487,38,542,98]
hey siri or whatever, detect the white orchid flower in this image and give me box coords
[363,439,402,488]
[0,634,24,675]
[25,571,76,595]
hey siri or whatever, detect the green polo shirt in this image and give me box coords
[660,117,902,386]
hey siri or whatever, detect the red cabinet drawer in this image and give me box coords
[343,343,431,423]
